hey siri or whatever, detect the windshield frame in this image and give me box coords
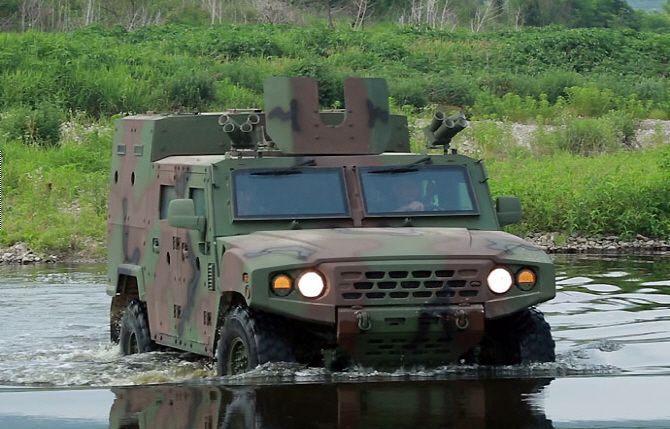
[358,164,480,217]
[231,167,352,220]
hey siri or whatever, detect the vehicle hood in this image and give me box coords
[219,228,550,268]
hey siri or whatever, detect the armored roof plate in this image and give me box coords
[264,77,392,155]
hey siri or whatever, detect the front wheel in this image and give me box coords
[478,308,555,365]
[119,300,155,355]
[216,306,294,376]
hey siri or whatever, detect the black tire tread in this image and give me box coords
[479,307,555,365]
[217,306,294,375]
[119,299,155,355]
[518,308,555,363]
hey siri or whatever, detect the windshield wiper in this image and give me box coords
[251,158,315,175]
[368,156,431,174]
[251,169,303,176]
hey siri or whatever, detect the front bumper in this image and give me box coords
[337,304,484,366]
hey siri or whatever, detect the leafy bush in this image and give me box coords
[604,111,639,147]
[455,120,529,160]
[634,78,670,104]
[535,72,584,104]
[427,76,477,108]
[472,92,563,122]
[1,102,65,146]
[165,70,217,110]
[565,86,615,117]
[389,78,429,109]
[559,117,621,155]
[478,73,537,98]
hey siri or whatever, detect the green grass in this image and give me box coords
[0,120,111,255]
[2,24,670,254]
[488,144,670,239]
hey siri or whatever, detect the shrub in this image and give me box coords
[1,102,65,146]
[454,120,528,160]
[478,73,537,98]
[634,78,670,104]
[604,111,639,147]
[559,117,621,155]
[427,76,477,108]
[165,70,216,110]
[471,92,563,122]
[389,78,429,109]
[535,72,584,104]
[566,86,615,117]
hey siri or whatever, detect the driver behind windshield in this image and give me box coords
[395,177,425,212]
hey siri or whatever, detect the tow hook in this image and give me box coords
[455,310,469,330]
[356,311,372,331]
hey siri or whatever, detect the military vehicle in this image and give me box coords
[107,77,555,375]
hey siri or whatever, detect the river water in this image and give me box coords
[0,255,669,428]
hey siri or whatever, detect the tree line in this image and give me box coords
[1,0,670,32]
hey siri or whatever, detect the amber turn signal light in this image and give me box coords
[271,274,292,297]
[517,269,536,291]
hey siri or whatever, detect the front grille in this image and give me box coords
[336,267,484,305]
[361,335,454,360]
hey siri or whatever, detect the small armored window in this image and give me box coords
[189,188,206,217]
[160,185,177,219]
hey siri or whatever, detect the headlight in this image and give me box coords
[487,267,513,294]
[296,270,326,298]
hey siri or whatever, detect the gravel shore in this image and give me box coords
[524,232,670,254]
[2,233,670,266]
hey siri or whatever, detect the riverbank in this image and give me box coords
[524,233,670,254]
[3,233,670,265]
[0,242,105,265]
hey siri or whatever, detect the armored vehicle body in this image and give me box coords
[107,77,555,375]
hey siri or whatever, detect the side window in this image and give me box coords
[159,185,176,219]
[190,188,206,216]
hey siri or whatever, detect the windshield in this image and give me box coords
[359,165,478,216]
[233,168,349,219]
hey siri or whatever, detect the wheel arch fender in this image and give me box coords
[115,264,146,299]
[110,271,143,344]
[214,292,248,351]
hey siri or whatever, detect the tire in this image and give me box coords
[119,300,155,355]
[478,308,555,365]
[216,306,295,376]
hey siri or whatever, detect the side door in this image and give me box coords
[173,186,218,356]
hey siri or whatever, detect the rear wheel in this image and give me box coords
[216,306,294,375]
[478,308,555,365]
[119,300,155,355]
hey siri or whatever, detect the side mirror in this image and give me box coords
[167,199,206,232]
[496,196,522,226]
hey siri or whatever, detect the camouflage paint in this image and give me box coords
[264,77,391,155]
[107,77,555,366]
